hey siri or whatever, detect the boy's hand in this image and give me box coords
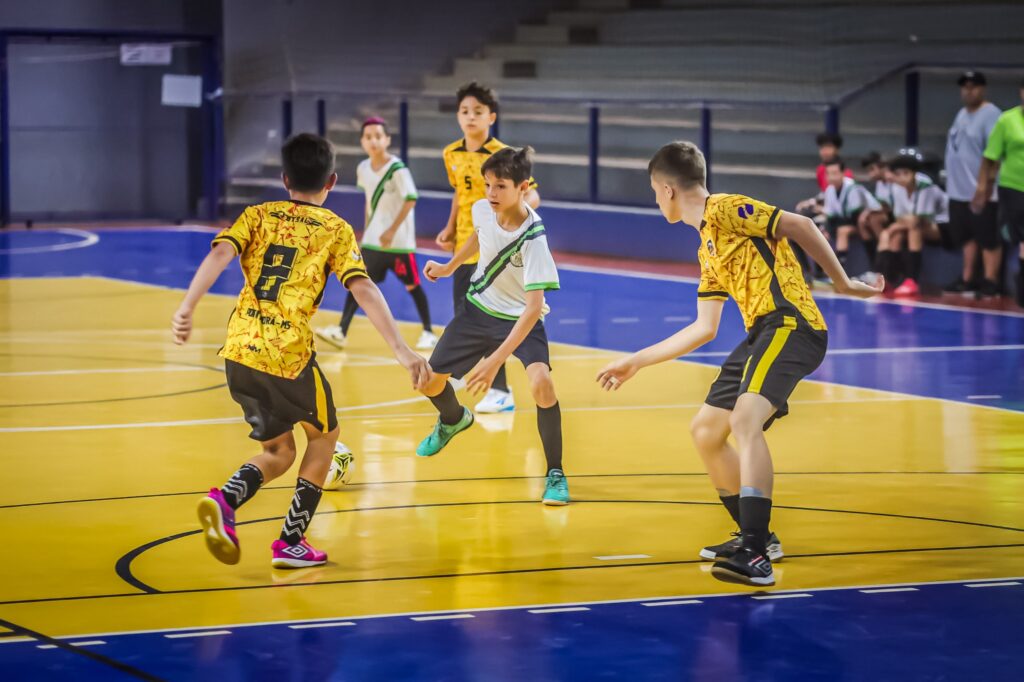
[380,228,397,250]
[969,188,988,215]
[834,274,885,298]
[423,260,453,282]
[465,356,502,396]
[171,306,194,345]
[396,346,431,391]
[596,356,640,391]
[435,226,455,252]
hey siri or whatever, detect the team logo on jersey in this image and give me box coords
[706,239,716,256]
[737,203,756,219]
[510,249,524,267]
[351,250,362,262]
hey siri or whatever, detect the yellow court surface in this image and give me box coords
[1,277,1023,640]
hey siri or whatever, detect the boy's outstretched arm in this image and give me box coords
[172,241,236,345]
[597,299,724,391]
[423,232,479,282]
[775,211,884,297]
[347,277,431,390]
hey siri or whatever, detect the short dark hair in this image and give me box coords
[815,132,843,148]
[824,156,845,170]
[481,146,534,185]
[281,133,335,192]
[861,151,884,168]
[888,155,919,172]
[362,116,388,135]
[647,141,707,189]
[456,81,499,113]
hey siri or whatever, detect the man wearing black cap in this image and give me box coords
[944,71,1002,298]
[975,77,1024,308]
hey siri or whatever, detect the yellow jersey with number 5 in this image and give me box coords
[212,200,368,379]
[443,136,538,265]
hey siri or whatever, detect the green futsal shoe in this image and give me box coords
[416,407,474,457]
[542,469,570,506]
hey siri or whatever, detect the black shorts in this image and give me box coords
[825,211,862,239]
[451,263,475,314]
[946,199,999,250]
[362,248,421,287]
[225,356,337,441]
[998,186,1024,242]
[705,312,828,429]
[429,301,550,378]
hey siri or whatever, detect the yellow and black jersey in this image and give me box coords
[213,200,368,379]
[696,194,826,332]
[443,136,538,265]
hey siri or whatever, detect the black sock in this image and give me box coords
[429,382,464,425]
[280,477,323,545]
[739,494,772,554]
[876,251,898,283]
[339,292,360,335]
[719,494,741,526]
[537,402,563,473]
[408,285,433,333]
[1016,260,1024,306]
[837,249,849,273]
[864,239,878,263]
[221,463,263,510]
[491,364,509,393]
[903,250,922,281]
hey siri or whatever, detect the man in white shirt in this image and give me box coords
[944,71,1002,298]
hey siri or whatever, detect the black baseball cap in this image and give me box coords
[958,71,987,86]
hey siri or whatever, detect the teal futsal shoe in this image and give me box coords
[416,407,475,457]
[542,469,570,506]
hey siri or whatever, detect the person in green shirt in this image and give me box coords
[974,78,1024,307]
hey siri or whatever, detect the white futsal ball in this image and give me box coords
[323,442,355,490]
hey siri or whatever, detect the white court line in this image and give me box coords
[859,587,920,594]
[288,622,356,630]
[964,581,1021,588]
[528,607,591,614]
[663,316,691,322]
[0,228,98,255]
[0,395,917,433]
[410,614,475,622]
[557,318,586,325]
[595,554,652,561]
[20,576,1024,645]
[0,367,211,377]
[967,395,1003,400]
[37,640,106,649]
[642,600,703,607]
[611,317,639,324]
[751,593,813,601]
[164,630,232,639]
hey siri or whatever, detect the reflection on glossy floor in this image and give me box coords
[1,228,1023,680]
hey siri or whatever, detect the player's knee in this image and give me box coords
[728,407,764,441]
[264,440,297,467]
[528,365,556,405]
[690,412,727,452]
[422,373,450,397]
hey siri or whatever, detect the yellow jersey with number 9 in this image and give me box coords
[443,136,538,265]
[212,200,368,379]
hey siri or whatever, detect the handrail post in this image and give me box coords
[399,98,409,164]
[904,71,919,147]
[825,105,839,137]
[316,98,326,138]
[282,97,293,140]
[588,105,599,203]
[0,34,10,226]
[700,105,712,192]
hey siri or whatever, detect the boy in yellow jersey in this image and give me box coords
[597,141,882,587]
[172,133,429,569]
[437,82,540,413]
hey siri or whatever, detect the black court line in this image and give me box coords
[4,470,1024,510]
[0,382,227,408]
[0,351,223,374]
[0,617,166,681]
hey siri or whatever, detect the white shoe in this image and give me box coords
[854,271,880,285]
[475,388,515,414]
[416,330,439,350]
[315,325,346,348]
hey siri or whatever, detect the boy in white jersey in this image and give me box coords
[876,154,949,296]
[822,157,883,276]
[317,117,437,350]
[416,146,568,505]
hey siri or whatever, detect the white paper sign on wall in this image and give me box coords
[162,75,203,108]
[120,44,173,66]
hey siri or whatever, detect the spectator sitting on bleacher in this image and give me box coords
[796,133,853,215]
[822,157,884,280]
[862,152,894,210]
[875,153,949,297]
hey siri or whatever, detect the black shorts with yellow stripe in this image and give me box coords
[225,355,337,441]
[705,312,827,430]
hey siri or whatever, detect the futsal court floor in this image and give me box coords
[1,226,1022,681]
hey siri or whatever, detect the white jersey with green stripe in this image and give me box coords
[356,156,419,253]
[466,199,559,320]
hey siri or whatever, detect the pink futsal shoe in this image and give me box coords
[197,488,240,565]
[271,538,328,569]
[893,278,920,297]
